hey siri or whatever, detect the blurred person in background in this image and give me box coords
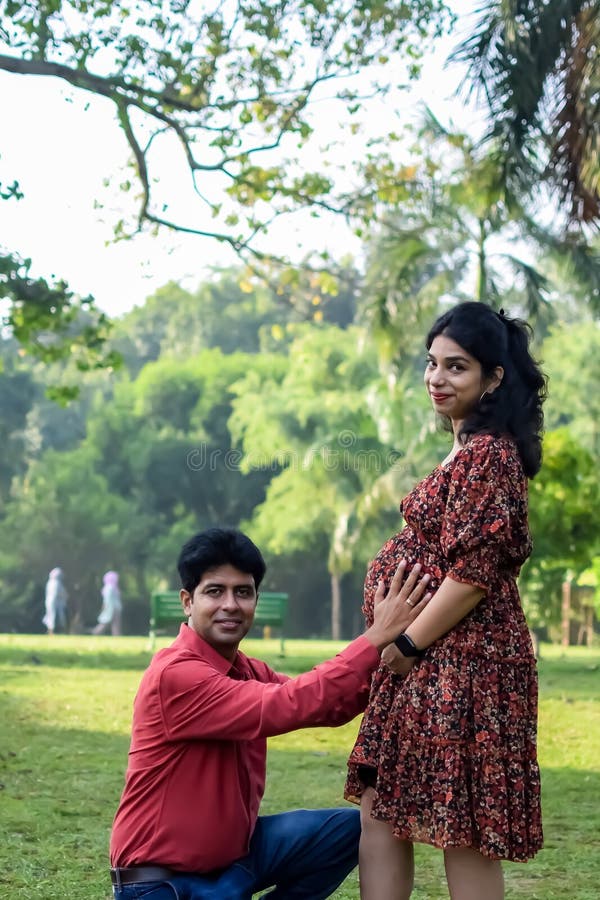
[42,567,68,635]
[92,571,122,636]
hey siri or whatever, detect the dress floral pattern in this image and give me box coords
[345,434,543,862]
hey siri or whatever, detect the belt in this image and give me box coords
[110,866,177,886]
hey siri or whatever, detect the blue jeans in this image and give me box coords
[112,807,360,899]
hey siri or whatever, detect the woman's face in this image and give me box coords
[424,334,487,426]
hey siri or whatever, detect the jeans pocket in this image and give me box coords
[121,883,181,900]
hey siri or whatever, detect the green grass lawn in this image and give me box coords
[0,634,598,899]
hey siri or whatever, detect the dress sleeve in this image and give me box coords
[440,437,529,591]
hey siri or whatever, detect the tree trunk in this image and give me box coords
[69,580,86,634]
[477,219,486,301]
[561,579,572,647]
[584,605,594,647]
[331,572,342,640]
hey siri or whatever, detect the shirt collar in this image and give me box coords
[175,623,251,676]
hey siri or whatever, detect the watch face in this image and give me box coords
[394,634,422,657]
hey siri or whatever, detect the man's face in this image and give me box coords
[181,564,257,660]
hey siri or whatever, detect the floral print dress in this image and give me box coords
[345,434,543,862]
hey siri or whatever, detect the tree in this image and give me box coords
[522,428,600,630]
[82,348,280,611]
[0,172,119,382]
[520,316,600,633]
[0,246,118,389]
[0,342,36,503]
[0,0,450,267]
[0,445,130,631]
[230,323,441,638]
[111,264,359,378]
[0,342,286,631]
[541,318,600,456]
[358,114,600,372]
[453,0,600,227]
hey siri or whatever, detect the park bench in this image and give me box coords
[252,591,288,655]
[149,591,184,650]
[149,590,289,654]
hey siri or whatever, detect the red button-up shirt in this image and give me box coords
[110,624,378,872]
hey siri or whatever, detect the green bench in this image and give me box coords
[149,590,289,654]
[252,591,288,655]
[149,591,184,650]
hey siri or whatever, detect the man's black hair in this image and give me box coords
[177,527,266,593]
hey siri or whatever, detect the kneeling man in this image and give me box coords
[110,527,429,899]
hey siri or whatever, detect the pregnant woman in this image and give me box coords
[346,301,546,900]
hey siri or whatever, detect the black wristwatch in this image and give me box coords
[394,633,425,658]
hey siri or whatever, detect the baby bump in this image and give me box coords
[363,528,443,626]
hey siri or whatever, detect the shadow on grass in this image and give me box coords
[264,746,600,899]
[0,641,329,676]
[0,707,129,899]
[2,651,599,900]
[0,642,153,671]
[541,766,600,840]
[538,651,600,701]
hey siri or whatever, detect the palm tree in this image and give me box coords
[361,114,554,359]
[360,111,600,372]
[452,0,599,228]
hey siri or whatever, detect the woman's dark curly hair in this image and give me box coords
[426,301,547,478]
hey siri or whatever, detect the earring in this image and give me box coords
[479,391,488,403]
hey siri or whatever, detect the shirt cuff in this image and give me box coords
[338,634,381,669]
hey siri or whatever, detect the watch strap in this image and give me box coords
[394,632,425,658]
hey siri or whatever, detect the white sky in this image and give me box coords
[1,3,481,318]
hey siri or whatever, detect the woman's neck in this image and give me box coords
[441,424,466,466]
[450,417,464,440]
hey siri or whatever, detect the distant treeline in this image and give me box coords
[1,269,599,639]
